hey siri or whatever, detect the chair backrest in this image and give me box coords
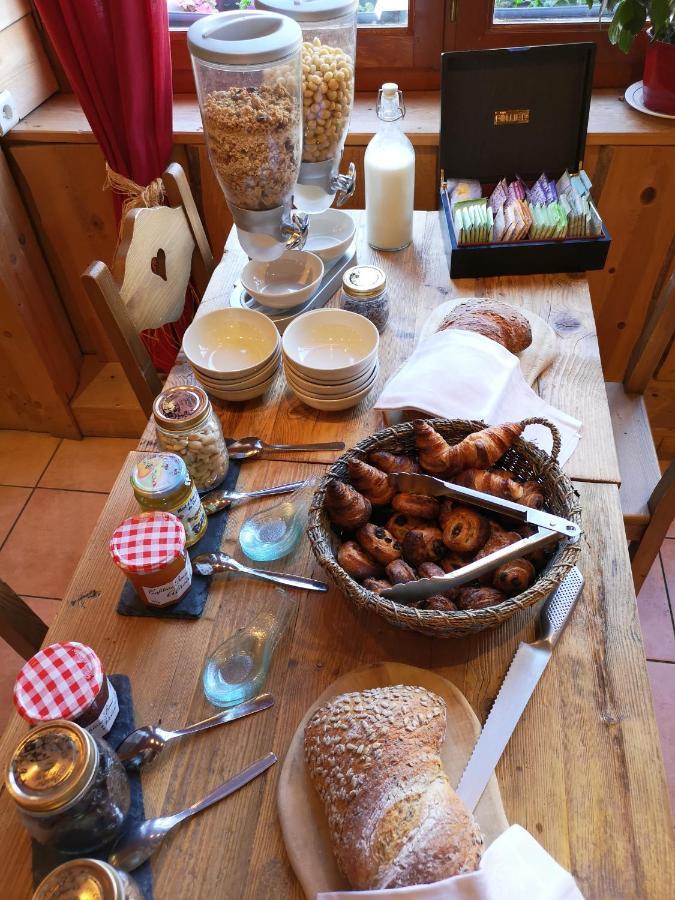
[624,267,675,394]
[82,163,215,415]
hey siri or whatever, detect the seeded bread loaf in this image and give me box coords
[304,685,483,889]
[437,299,532,354]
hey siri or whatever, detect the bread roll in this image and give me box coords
[437,299,531,354]
[304,685,483,889]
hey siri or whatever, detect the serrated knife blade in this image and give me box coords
[456,567,585,812]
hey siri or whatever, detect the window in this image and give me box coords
[167,0,408,29]
[493,2,611,25]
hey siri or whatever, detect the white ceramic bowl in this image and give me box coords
[200,369,278,402]
[241,250,324,310]
[289,368,378,411]
[194,347,280,389]
[305,210,356,262]
[284,360,378,398]
[281,309,379,383]
[183,308,280,377]
[283,353,373,389]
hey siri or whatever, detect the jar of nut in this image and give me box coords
[153,386,229,493]
[255,0,358,213]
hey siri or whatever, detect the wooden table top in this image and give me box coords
[2,212,672,898]
[140,211,620,485]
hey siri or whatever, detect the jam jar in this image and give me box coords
[110,512,193,609]
[340,265,389,332]
[33,858,142,900]
[153,385,229,492]
[13,642,119,739]
[131,452,207,547]
[5,720,130,854]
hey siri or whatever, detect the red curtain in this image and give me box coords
[35,0,196,374]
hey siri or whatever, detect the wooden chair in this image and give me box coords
[82,163,215,417]
[606,268,675,594]
[0,578,47,659]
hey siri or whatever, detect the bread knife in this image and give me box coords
[456,566,585,812]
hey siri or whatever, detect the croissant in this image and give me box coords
[391,492,440,520]
[348,459,395,505]
[426,595,458,612]
[368,450,419,475]
[474,521,521,561]
[324,480,372,530]
[454,469,544,509]
[402,527,445,566]
[413,421,525,475]
[457,586,506,610]
[362,577,393,594]
[385,559,417,584]
[493,558,535,595]
[337,541,382,581]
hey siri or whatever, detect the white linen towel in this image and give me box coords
[317,825,586,900]
[375,329,581,467]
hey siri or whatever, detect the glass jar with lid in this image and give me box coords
[153,385,229,492]
[33,858,142,900]
[255,0,358,212]
[131,453,207,547]
[110,512,193,609]
[340,264,389,332]
[5,721,130,854]
[188,11,307,260]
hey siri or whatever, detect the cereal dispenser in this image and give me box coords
[188,12,308,260]
[255,0,358,213]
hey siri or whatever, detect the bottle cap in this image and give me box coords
[14,643,104,725]
[342,265,386,299]
[153,386,210,433]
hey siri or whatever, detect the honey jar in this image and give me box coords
[33,858,143,900]
[131,452,207,547]
[13,642,119,739]
[110,512,193,609]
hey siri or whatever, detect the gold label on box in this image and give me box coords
[494,108,530,126]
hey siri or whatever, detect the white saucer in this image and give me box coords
[624,80,675,119]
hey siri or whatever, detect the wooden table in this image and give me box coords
[1,213,672,899]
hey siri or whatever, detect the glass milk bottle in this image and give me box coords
[364,83,415,251]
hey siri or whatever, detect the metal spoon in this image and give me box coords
[193,551,328,592]
[202,479,307,516]
[109,752,277,872]
[226,437,345,460]
[116,692,274,770]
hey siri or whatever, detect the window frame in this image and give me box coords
[169,0,446,93]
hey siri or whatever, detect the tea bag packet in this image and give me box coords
[448,178,482,208]
[527,176,548,207]
[492,203,506,242]
[508,178,527,202]
[503,200,517,242]
[489,178,508,213]
[588,198,603,237]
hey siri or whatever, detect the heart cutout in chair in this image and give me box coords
[151,248,168,281]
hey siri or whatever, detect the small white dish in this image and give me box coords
[200,370,278,402]
[624,80,675,119]
[284,360,378,398]
[289,369,378,411]
[241,250,324,310]
[305,210,356,262]
[282,308,379,383]
[183,308,280,377]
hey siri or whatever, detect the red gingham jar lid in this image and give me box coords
[109,511,185,575]
[14,641,104,723]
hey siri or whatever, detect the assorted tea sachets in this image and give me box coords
[448,171,603,246]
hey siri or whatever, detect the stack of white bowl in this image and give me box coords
[182,308,280,401]
[282,309,380,411]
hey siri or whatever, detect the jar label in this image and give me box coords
[86,679,119,739]
[169,485,207,546]
[142,555,193,607]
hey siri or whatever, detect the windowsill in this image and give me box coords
[6,89,674,147]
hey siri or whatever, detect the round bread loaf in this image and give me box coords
[437,299,532,354]
[304,684,483,889]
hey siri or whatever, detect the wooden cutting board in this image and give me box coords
[277,662,508,898]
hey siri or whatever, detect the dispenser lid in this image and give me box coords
[188,11,302,66]
[254,0,358,22]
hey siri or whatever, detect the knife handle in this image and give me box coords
[535,567,584,648]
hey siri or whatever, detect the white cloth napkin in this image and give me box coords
[317,825,585,900]
[375,329,581,467]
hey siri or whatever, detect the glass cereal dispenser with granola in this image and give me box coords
[256,0,358,212]
[188,11,307,259]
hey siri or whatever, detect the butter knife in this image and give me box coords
[456,566,585,811]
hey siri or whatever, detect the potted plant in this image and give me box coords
[589,0,675,114]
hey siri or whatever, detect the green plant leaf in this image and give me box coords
[649,0,670,37]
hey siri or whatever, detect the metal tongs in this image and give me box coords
[380,472,581,603]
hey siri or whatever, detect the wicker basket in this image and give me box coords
[307,417,581,637]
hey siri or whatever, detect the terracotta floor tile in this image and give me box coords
[646,661,675,820]
[0,431,60,487]
[39,437,138,493]
[0,489,106,598]
[0,598,60,734]
[637,557,675,663]
[660,538,675,599]
[0,486,31,547]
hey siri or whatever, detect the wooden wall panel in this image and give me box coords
[0,0,31,31]
[0,13,57,118]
